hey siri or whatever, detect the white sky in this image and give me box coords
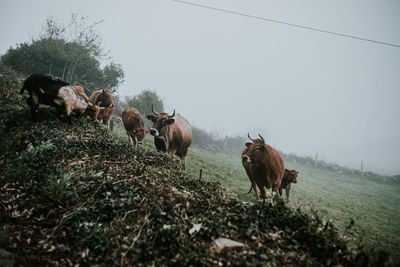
[1,0,399,175]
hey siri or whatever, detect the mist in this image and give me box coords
[1,0,399,175]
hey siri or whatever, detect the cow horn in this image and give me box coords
[168,109,175,118]
[247,133,255,142]
[258,134,265,143]
[151,104,159,115]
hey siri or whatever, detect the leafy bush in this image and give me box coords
[0,14,124,94]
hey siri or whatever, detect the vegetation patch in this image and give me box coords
[0,95,395,265]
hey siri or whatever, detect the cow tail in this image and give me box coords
[246,184,253,194]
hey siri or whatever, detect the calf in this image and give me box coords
[279,169,299,203]
[89,89,115,129]
[122,107,147,146]
[20,74,89,123]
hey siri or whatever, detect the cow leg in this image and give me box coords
[127,132,133,145]
[29,92,39,121]
[65,105,73,124]
[109,120,114,132]
[253,183,260,201]
[181,149,189,171]
[103,117,109,129]
[285,184,291,203]
[259,185,266,200]
[133,135,138,147]
[182,156,187,171]
[278,186,283,197]
[275,180,282,196]
[127,132,137,147]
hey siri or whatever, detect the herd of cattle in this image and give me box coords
[19,74,299,203]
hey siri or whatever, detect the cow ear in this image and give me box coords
[147,115,155,122]
[166,118,175,125]
[245,142,251,147]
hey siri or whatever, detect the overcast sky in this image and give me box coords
[1,0,399,175]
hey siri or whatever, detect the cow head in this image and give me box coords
[147,104,175,137]
[147,104,175,150]
[284,169,299,184]
[132,128,148,145]
[96,89,114,108]
[241,133,268,166]
[86,100,105,120]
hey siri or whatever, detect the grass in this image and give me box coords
[286,162,400,256]
[114,126,400,260]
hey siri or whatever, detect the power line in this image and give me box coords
[171,0,400,48]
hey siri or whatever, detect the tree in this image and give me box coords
[0,14,124,95]
[126,90,164,117]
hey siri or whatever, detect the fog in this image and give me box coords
[1,0,399,175]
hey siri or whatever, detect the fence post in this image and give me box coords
[314,152,318,167]
[360,160,363,176]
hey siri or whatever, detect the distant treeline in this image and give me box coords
[186,126,400,185]
[282,153,400,185]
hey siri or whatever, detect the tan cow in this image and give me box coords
[122,107,147,147]
[89,89,115,129]
[20,74,90,123]
[147,105,192,168]
[241,134,285,201]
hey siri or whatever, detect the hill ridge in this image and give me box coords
[0,95,392,266]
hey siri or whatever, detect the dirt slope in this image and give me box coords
[0,95,392,266]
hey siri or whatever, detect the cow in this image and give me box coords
[147,104,192,168]
[20,74,99,123]
[241,134,285,201]
[75,85,106,121]
[279,169,299,203]
[88,89,115,129]
[122,107,147,147]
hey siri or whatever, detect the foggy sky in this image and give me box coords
[1,0,399,175]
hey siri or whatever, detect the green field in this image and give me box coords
[114,125,400,260]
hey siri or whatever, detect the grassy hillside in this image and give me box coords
[173,136,400,261]
[115,119,400,262]
[0,94,396,266]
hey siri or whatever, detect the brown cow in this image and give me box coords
[241,134,285,201]
[89,89,115,129]
[279,169,299,203]
[147,105,192,168]
[74,85,105,120]
[122,107,147,147]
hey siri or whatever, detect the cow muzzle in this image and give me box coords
[149,128,159,137]
[242,155,251,163]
